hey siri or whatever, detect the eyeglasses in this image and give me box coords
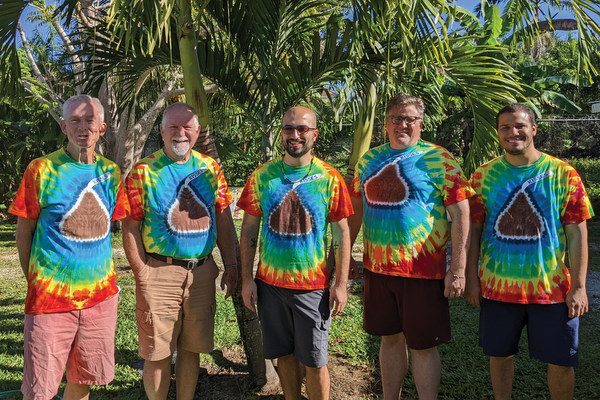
[387,115,422,126]
[281,125,317,135]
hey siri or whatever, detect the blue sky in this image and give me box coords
[19,0,586,43]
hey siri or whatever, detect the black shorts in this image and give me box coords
[256,279,331,368]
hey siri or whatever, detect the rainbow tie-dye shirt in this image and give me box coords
[126,149,232,259]
[470,154,594,304]
[237,157,353,290]
[9,149,129,315]
[350,140,474,279]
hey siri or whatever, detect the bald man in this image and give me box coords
[123,103,237,400]
[238,106,353,399]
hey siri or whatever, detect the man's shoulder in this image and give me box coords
[96,153,120,170]
[23,149,66,173]
[311,157,346,182]
[132,150,164,171]
[418,140,456,158]
[362,143,389,158]
[190,150,219,167]
[474,155,504,174]
[540,153,574,169]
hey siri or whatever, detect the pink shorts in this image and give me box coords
[21,294,118,400]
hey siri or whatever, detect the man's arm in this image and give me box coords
[465,222,483,307]
[16,217,37,277]
[240,212,261,312]
[215,208,238,299]
[330,218,351,316]
[346,195,363,279]
[565,221,589,318]
[122,217,146,275]
[444,199,470,298]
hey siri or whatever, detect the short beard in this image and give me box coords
[171,141,190,157]
[284,142,311,158]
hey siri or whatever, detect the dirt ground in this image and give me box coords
[178,348,379,400]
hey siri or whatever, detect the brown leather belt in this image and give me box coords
[147,253,211,270]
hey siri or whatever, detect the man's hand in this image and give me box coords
[444,271,465,299]
[329,281,348,317]
[464,275,482,308]
[566,287,588,318]
[220,267,238,299]
[242,280,258,312]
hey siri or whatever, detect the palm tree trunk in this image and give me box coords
[177,0,274,388]
[345,83,377,185]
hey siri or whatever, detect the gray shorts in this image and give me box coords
[256,279,331,368]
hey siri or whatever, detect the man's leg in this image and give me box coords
[175,348,200,400]
[305,365,330,400]
[547,364,574,400]
[63,382,90,400]
[143,356,172,400]
[411,346,441,400]
[277,354,303,400]
[380,332,409,400]
[490,355,515,400]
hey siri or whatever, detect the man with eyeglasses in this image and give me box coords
[122,102,238,400]
[238,105,353,399]
[348,93,473,399]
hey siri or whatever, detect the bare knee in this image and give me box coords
[381,332,406,347]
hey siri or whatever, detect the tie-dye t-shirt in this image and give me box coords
[126,149,232,259]
[470,154,594,304]
[237,157,353,290]
[9,149,129,315]
[350,141,474,279]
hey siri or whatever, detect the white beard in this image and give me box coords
[172,140,190,157]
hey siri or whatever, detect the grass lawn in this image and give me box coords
[0,217,599,399]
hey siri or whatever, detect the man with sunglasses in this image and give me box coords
[238,106,353,399]
[348,93,473,399]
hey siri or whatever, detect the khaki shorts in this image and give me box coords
[21,294,118,400]
[135,255,219,361]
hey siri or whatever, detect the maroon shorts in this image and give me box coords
[363,269,450,350]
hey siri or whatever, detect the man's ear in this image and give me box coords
[60,120,67,135]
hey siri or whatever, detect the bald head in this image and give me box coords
[283,106,317,129]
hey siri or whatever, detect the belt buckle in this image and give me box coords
[186,259,199,270]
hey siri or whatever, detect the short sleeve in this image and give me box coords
[349,167,362,198]
[111,179,130,221]
[441,153,474,206]
[327,168,354,222]
[9,159,43,220]
[561,168,594,225]
[236,170,263,217]
[469,169,486,224]
[125,164,147,221]
[214,163,233,212]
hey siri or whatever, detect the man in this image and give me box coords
[238,106,353,399]
[122,102,237,400]
[10,95,129,400]
[465,103,594,400]
[348,93,473,400]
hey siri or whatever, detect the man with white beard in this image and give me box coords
[123,102,238,400]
